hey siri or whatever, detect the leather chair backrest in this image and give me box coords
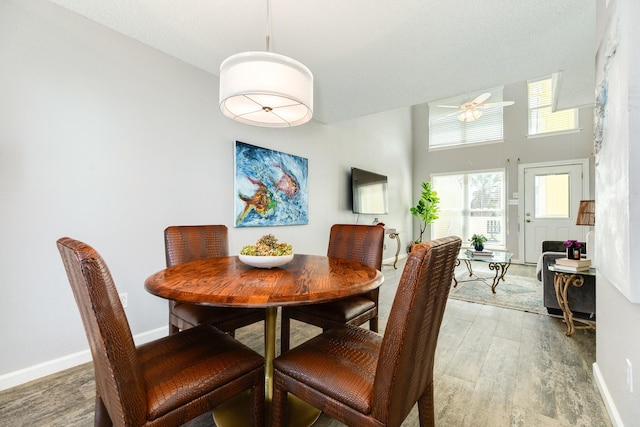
[372,236,462,425]
[327,224,384,270]
[164,225,229,267]
[57,238,147,426]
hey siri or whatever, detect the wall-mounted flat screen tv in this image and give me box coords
[351,167,388,215]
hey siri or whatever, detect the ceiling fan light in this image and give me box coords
[220,51,314,127]
[457,108,483,122]
[459,110,473,122]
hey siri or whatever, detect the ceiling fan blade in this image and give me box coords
[478,101,515,109]
[436,105,460,109]
[433,110,461,121]
[471,93,492,105]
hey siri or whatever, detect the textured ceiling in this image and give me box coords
[47,0,596,124]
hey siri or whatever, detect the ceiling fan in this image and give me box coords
[437,92,515,122]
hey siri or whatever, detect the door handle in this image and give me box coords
[526,219,531,223]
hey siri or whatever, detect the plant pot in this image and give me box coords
[474,244,484,252]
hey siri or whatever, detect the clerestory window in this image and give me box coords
[428,86,507,150]
[528,77,578,136]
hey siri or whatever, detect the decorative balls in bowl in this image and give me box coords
[239,234,293,269]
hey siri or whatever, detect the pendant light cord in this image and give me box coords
[265,0,272,52]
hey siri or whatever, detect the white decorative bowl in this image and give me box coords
[238,254,294,269]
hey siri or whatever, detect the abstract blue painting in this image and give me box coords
[234,141,308,227]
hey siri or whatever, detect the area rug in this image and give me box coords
[450,268,547,315]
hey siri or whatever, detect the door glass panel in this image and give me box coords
[534,173,569,218]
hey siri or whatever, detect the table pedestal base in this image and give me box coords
[213,391,321,427]
[213,307,321,426]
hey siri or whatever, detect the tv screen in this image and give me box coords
[351,167,388,215]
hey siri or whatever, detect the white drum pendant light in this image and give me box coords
[219,1,313,127]
[220,52,313,127]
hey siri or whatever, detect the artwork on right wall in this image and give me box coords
[595,0,640,303]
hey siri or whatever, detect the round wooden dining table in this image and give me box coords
[144,254,384,427]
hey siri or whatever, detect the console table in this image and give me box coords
[386,228,401,269]
[548,264,597,336]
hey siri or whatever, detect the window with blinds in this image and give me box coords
[528,77,578,136]
[428,86,507,149]
[431,170,506,249]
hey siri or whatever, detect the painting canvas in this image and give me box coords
[234,141,308,227]
[595,1,640,303]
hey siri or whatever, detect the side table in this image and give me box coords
[548,264,596,336]
[386,228,401,269]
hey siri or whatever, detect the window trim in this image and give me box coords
[430,168,507,250]
[527,76,579,137]
[428,86,508,150]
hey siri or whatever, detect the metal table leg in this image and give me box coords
[213,307,321,426]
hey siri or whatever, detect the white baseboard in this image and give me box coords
[0,326,168,391]
[382,253,407,268]
[593,362,624,427]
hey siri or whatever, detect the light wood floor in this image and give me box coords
[0,261,611,426]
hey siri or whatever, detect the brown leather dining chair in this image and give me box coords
[280,224,385,353]
[271,236,462,427]
[164,225,265,336]
[57,237,265,427]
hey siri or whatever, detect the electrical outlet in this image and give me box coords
[627,359,634,393]
[119,292,128,308]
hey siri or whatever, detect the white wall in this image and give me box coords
[0,0,413,386]
[593,0,640,425]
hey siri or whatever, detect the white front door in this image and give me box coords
[519,160,589,264]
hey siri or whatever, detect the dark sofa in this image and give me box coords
[536,240,596,318]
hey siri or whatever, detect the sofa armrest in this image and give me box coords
[536,251,565,281]
[540,252,566,282]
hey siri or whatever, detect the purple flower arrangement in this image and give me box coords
[564,240,582,259]
[563,240,582,248]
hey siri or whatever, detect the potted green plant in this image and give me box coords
[470,234,488,251]
[410,181,440,247]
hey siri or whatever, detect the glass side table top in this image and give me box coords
[548,263,597,277]
[458,249,513,263]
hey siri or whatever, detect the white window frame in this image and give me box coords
[428,86,507,150]
[431,169,507,250]
[528,76,579,137]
